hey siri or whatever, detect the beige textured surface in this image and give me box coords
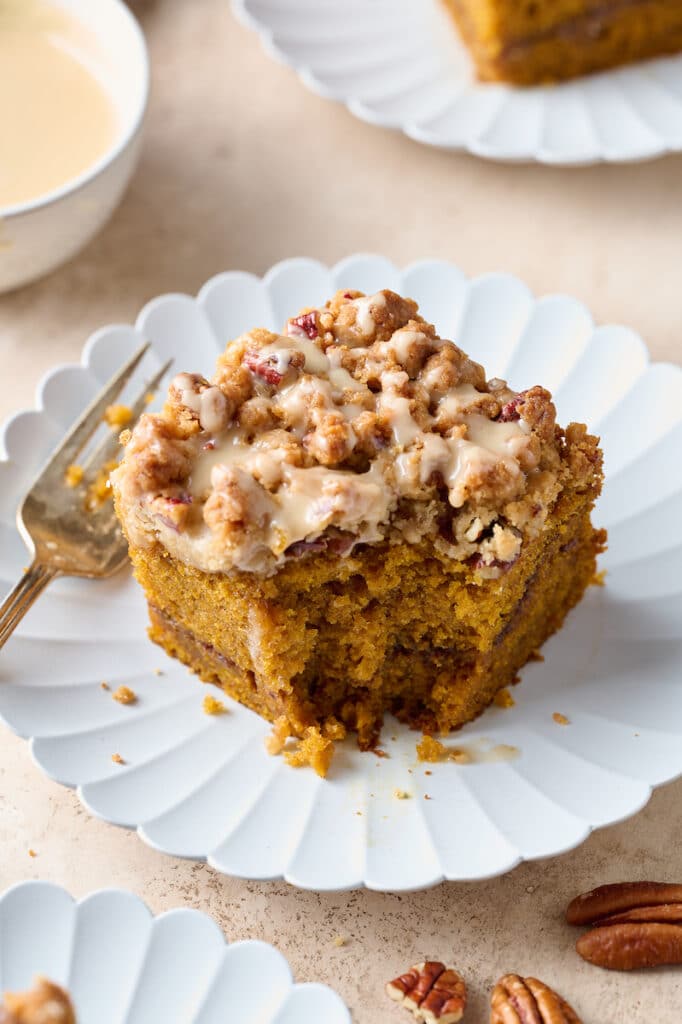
[1,1,682,1020]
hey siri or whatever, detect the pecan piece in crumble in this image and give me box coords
[288,310,318,339]
[244,351,284,386]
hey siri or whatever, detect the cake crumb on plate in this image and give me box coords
[64,464,83,487]
[265,715,291,756]
[417,736,447,762]
[112,685,137,705]
[202,694,226,715]
[284,726,334,778]
[85,458,118,511]
[493,688,516,709]
[111,753,125,765]
[104,403,133,429]
[553,712,570,726]
[417,735,472,764]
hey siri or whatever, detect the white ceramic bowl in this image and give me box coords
[0,0,149,294]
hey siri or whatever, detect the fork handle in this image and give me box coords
[0,563,60,650]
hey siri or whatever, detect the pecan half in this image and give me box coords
[568,881,682,971]
[386,961,467,1023]
[1,977,76,1024]
[576,922,682,971]
[490,975,581,1024]
[600,903,682,927]
[566,881,682,926]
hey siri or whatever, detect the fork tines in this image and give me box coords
[46,344,171,479]
[80,355,173,477]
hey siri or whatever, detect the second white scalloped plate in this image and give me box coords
[0,882,349,1023]
[1,255,682,891]
[232,0,682,164]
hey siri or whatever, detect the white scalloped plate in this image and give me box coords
[1,255,682,892]
[232,0,682,164]
[0,881,350,1024]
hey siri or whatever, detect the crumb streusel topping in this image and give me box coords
[113,289,594,577]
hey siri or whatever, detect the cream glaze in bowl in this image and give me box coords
[0,0,149,294]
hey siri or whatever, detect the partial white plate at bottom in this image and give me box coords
[0,882,350,1024]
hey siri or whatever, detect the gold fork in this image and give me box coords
[0,344,171,650]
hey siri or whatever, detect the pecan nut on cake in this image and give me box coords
[112,289,605,763]
[442,0,682,85]
[0,978,76,1024]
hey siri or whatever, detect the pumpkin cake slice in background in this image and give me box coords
[111,288,605,770]
[442,0,682,85]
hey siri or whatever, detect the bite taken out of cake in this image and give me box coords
[442,0,682,85]
[112,288,606,775]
